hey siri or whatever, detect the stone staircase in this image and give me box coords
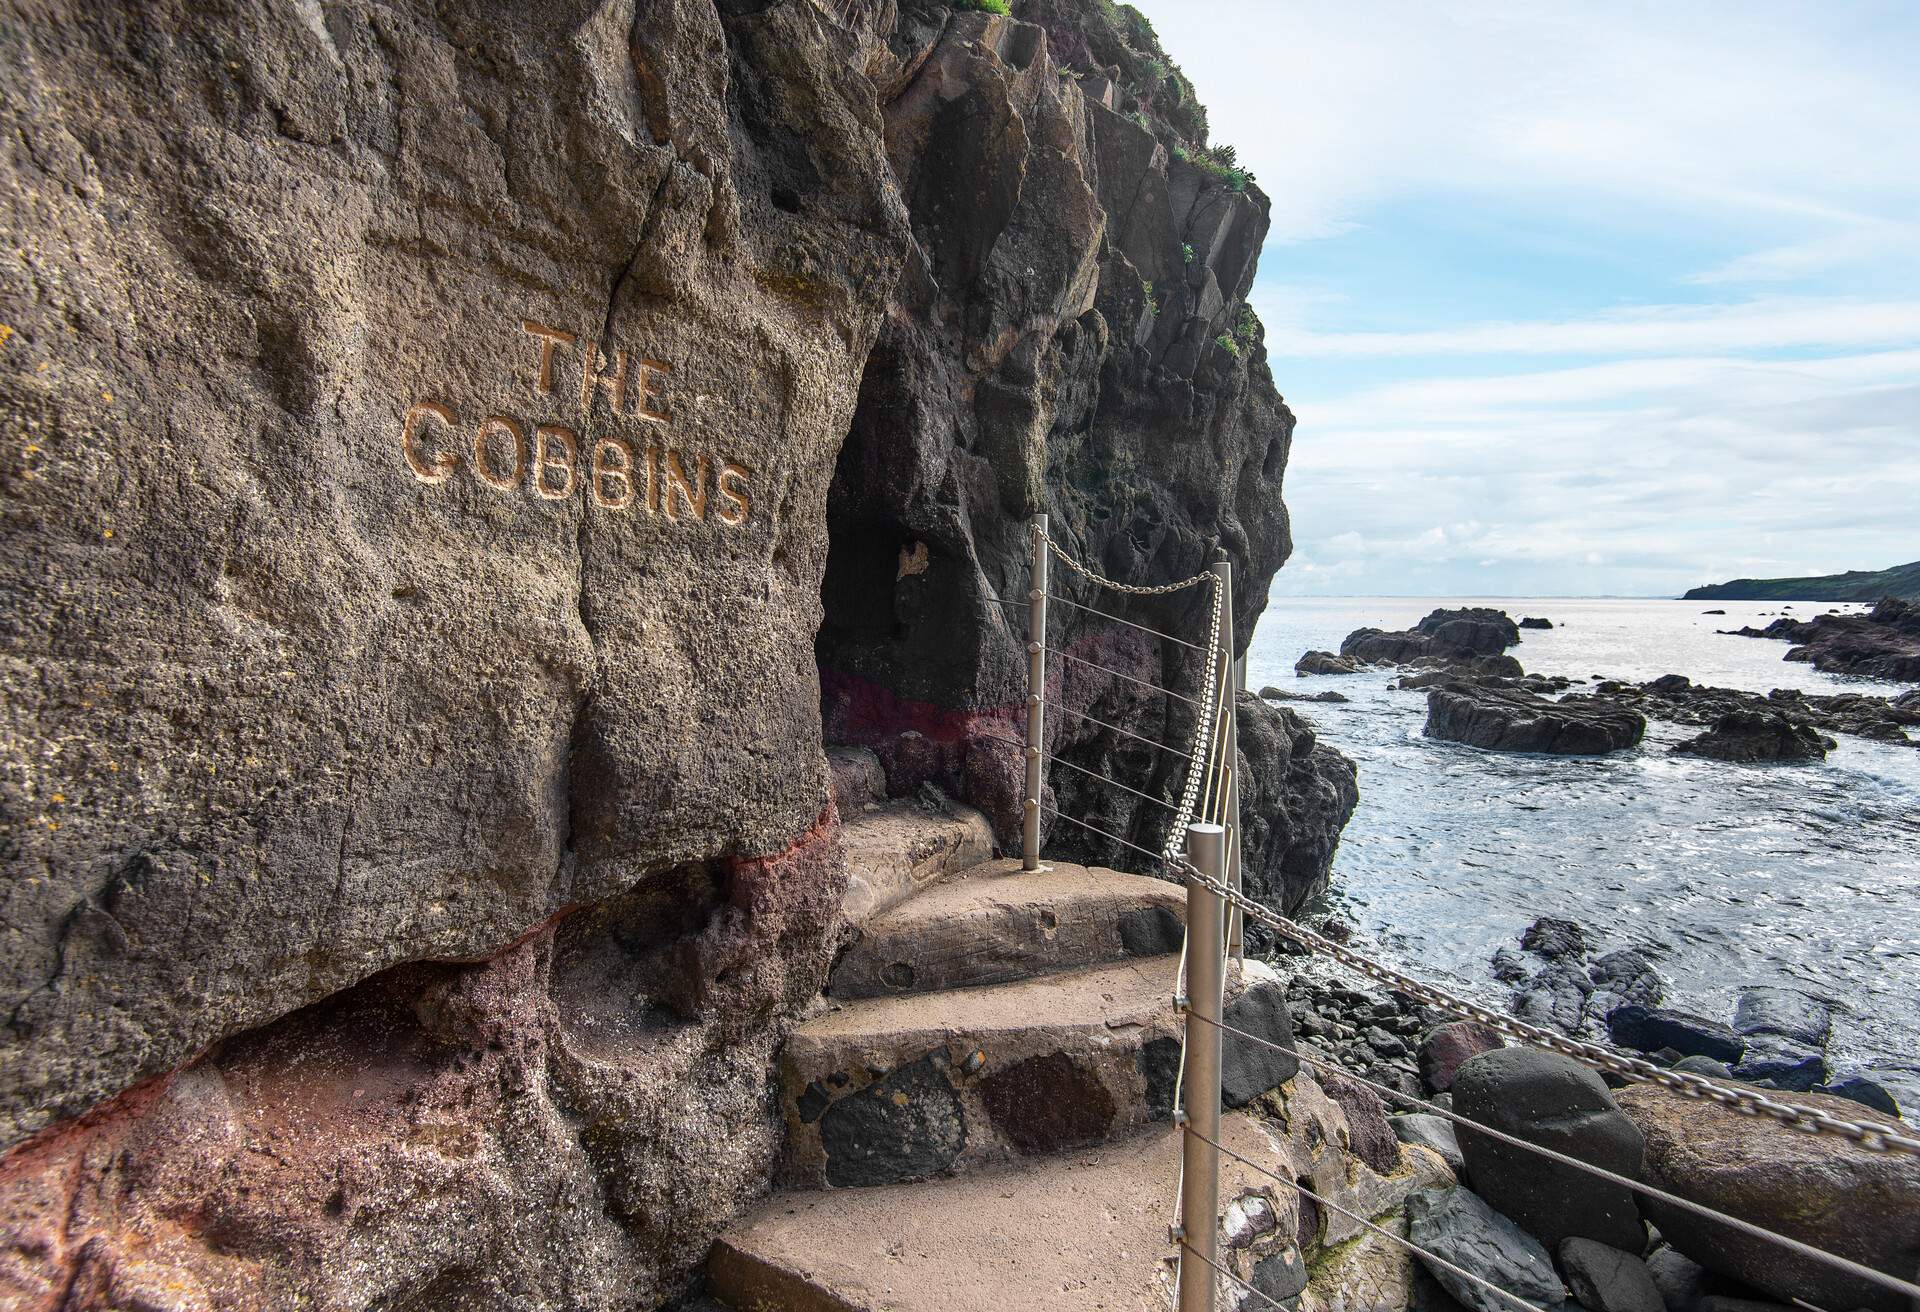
[700,751,1348,1309]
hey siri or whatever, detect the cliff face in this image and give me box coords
[0,1,1352,1306]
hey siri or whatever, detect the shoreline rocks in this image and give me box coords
[1724,596,1920,682]
[1601,674,1915,748]
[1343,607,1523,666]
[1670,710,1832,763]
[1425,685,1647,755]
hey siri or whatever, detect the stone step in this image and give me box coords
[710,1113,1356,1312]
[837,788,996,926]
[827,858,1186,1000]
[778,955,1298,1190]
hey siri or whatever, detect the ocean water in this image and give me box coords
[1244,597,1920,1109]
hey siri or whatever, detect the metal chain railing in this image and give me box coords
[996,517,1918,1311]
[1174,859,1920,1158]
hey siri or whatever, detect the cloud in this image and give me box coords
[1256,299,1920,360]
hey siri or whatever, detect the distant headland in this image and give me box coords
[1683,559,1920,601]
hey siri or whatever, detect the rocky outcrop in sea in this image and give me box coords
[1725,596,1920,682]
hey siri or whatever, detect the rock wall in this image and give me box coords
[0,0,1351,1305]
[816,0,1356,910]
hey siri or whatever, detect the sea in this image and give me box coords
[1243,597,1920,1110]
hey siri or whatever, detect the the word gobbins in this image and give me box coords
[398,319,753,526]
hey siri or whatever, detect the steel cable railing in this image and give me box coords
[1010,522,1919,1312]
[1185,1011,1920,1306]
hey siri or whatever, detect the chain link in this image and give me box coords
[1171,860,1920,1157]
[1040,528,1217,595]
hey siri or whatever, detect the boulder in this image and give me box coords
[1644,1247,1709,1312]
[1731,988,1834,1048]
[1559,1239,1665,1312]
[1817,1076,1901,1117]
[1393,1113,1468,1177]
[1421,1022,1507,1094]
[1298,649,1365,676]
[1520,618,1554,630]
[1491,948,1532,984]
[1452,1048,1645,1252]
[1729,1034,1826,1092]
[1587,951,1664,1017]
[1317,1066,1403,1175]
[1425,687,1646,755]
[1344,608,1523,666]
[1513,963,1597,1035]
[1261,685,1351,704]
[1670,711,1832,763]
[1669,1056,1732,1080]
[1606,1007,1745,1064]
[1406,1187,1566,1312]
[1618,1084,1920,1312]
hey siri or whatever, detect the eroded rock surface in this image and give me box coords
[1725,596,1920,682]
[1343,608,1522,666]
[1425,685,1646,755]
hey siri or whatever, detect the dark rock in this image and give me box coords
[1452,1048,1646,1252]
[1492,948,1532,984]
[1116,904,1185,958]
[1317,1066,1402,1175]
[1670,710,1832,763]
[1701,609,1727,615]
[1816,1075,1900,1117]
[820,1056,968,1187]
[1729,1034,1826,1092]
[1524,918,1592,962]
[1669,1056,1733,1080]
[977,1052,1117,1155]
[1619,1084,1920,1312]
[1730,596,1920,681]
[1253,1246,1311,1302]
[1645,1247,1709,1312]
[1587,950,1665,1016]
[1140,1037,1183,1121]
[1693,1298,1798,1312]
[1234,693,1362,917]
[1606,1007,1745,1063]
[1731,987,1834,1048]
[1406,1187,1566,1312]
[1393,1113,1467,1176]
[1560,1239,1665,1312]
[1262,684,1352,703]
[1513,963,1597,1035]
[1221,981,1301,1107]
[1520,618,1554,630]
[1426,686,1646,755]
[1297,649,1365,676]
[1421,1022,1507,1094]
[1613,676,1914,749]
[1344,608,1523,666]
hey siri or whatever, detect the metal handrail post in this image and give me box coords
[1022,513,1049,870]
[1210,560,1242,960]
[1177,823,1227,1312]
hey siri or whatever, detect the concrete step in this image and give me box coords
[710,1115,1313,1312]
[827,859,1186,1000]
[837,788,996,927]
[778,956,1298,1191]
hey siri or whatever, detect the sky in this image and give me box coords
[1126,0,1920,597]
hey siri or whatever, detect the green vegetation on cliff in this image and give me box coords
[1682,560,1920,601]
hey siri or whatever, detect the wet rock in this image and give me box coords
[1731,987,1834,1048]
[1491,948,1532,984]
[1606,1007,1744,1064]
[1729,1034,1826,1092]
[1452,1048,1646,1253]
[1645,1247,1709,1312]
[1523,918,1592,962]
[1262,685,1352,703]
[1816,1075,1900,1117]
[1619,1083,1920,1312]
[1421,1022,1506,1094]
[1425,686,1646,755]
[1513,963,1596,1035]
[1299,649,1365,676]
[1406,1187,1565,1312]
[1560,1239,1665,1312]
[1670,710,1832,763]
[1614,677,1914,749]
[1520,618,1554,630]
[1587,950,1664,1016]
[1670,1056,1733,1080]
[1393,1114,1467,1177]
[1729,596,1920,682]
